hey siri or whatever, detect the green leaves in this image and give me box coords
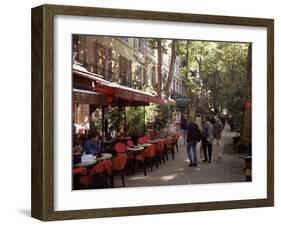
[177,40,251,115]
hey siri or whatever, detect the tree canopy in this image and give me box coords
[177,40,251,117]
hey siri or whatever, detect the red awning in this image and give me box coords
[73,89,107,106]
[73,67,164,106]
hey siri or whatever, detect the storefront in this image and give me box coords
[72,65,163,137]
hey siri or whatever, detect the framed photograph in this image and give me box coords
[31,4,274,221]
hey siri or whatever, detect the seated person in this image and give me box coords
[108,125,117,140]
[83,131,101,156]
[72,139,83,164]
[72,139,83,155]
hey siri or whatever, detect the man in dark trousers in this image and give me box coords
[186,116,201,167]
[202,116,214,163]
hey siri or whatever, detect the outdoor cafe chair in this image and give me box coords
[164,137,175,160]
[111,143,129,187]
[126,140,147,176]
[142,134,150,143]
[72,167,87,190]
[155,140,165,165]
[79,159,112,189]
[138,137,158,172]
[173,132,180,152]
[114,142,127,154]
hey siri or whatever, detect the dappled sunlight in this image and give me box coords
[127,175,151,181]
[160,174,178,181]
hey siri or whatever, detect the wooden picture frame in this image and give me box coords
[31,4,274,221]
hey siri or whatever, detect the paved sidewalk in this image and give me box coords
[114,125,246,188]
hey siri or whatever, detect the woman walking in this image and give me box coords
[213,118,223,146]
[186,116,201,167]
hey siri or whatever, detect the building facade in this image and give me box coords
[73,35,187,124]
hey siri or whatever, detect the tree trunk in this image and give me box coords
[246,43,252,97]
[185,41,189,76]
[164,40,177,100]
[196,57,205,111]
[156,39,162,96]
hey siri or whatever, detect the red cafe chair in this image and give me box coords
[173,133,180,152]
[111,153,128,187]
[137,137,145,145]
[142,135,150,143]
[164,137,175,160]
[110,143,129,187]
[155,140,165,165]
[137,137,158,172]
[126,140,146,176]
[144,143,158,171]
[79,160,112,189]
[72,167,87,190]
[114,142,126,154]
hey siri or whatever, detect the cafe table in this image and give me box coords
[137,143,152,147]
[148,138,164,144]
[74,153,112,168]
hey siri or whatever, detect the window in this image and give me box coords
[143,68,148,85]
[134,38,144,53]
[119,55,132,86]
[72,35,79,61]
[96,42,107,77]
[133,66,142,89]
[120,37,129,43]
[151,66,156,87]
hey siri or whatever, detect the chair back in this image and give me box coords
[73,167,87,176]
[165,137,172,145]
[114,143,126,153]
[143,135,150,143]
[137,137,145,144]
[144,144,156,157]
[126,140,135,147]
[91,159,112,174]
[112,154,128,171]
[156,141,164,152]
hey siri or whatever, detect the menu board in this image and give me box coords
[243,100,252,142]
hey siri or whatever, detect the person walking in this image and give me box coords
[202,116,214,163]
[186,116,201,167]
[220,114,226,129]
[180,114,188,145]
[213,118,223,146]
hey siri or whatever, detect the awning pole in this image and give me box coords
[144,105,146,134]
[124,106,126,135]
[102,107,105,138]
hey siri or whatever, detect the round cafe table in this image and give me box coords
[97,153,112,161]
[137,143,152,147]
[148,139,161,144]
[127,146,144,152]
[73,153,112,168]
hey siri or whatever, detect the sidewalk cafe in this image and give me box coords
[72,66,180,190]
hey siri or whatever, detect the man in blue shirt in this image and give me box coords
[84,132,101,156]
